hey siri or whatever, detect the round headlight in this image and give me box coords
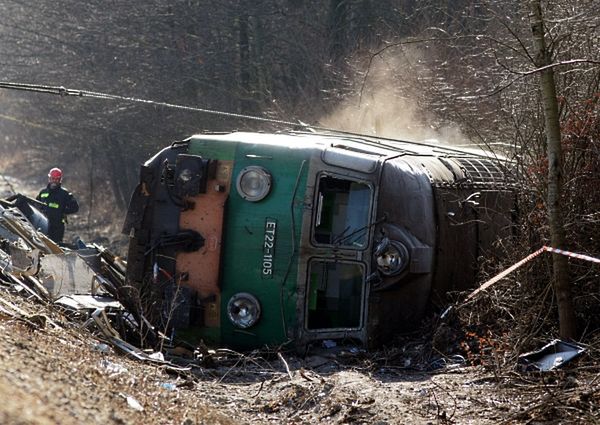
[236,166,272,202]
[178,168,193,182]
[375,238,410,276]
[227,293,261,329]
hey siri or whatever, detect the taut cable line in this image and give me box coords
[0,80,508,160]
[0,81,304,127]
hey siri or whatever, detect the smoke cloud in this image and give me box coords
[319,49,466,145]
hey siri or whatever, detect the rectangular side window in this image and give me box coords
[314,176,371,248]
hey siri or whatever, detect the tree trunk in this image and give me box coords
[328,0,349,61]
[528,0,576,339]
[104,133,131,212]
[237,0,253,113]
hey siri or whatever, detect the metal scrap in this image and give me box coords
[518,339,586,371]
[0,294,28,318]
[5,273,48,304]
[0,197,61,254]
[39,252,99,298]
[55,294,123,311]
[0,192,166,367]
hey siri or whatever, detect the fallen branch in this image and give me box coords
[278,352,293,380]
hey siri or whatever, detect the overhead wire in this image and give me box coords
[0,80,508,159]
[0,81,306,127]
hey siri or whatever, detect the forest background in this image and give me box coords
[0,0,599,340]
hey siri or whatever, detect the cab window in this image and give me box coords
[313,176,372,248]
[306,260,364,330]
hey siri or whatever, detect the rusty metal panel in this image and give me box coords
[176,160,232,327]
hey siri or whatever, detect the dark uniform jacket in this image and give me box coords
[36,184,79,243]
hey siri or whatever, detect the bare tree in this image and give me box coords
[528,0,576,339]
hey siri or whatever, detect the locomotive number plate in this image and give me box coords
[262,218,277,277]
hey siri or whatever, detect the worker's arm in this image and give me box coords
[63,192,79,214]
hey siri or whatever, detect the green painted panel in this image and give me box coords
[187,137,237,159]
[176,326,221,347]
[219,142,311,348]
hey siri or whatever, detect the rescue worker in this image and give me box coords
[36,167,79,244]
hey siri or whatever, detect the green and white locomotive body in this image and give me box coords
[124,131,515,349]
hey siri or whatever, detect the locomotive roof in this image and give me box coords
[187,131,507,162]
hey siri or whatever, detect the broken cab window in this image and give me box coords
[306,260,364,330]
[314,176,371,248]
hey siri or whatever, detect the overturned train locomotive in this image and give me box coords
[123,131,516,350]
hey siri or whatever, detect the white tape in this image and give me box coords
[543,246,600,264]
[465,245,600,302]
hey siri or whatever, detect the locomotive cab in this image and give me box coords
[123,131,515,350]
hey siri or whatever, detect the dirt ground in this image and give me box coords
[2,174,599,424]
[1,283,599,425]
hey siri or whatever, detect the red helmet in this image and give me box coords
[48,167,63,182]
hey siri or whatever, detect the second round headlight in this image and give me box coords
[227,292,262,329]
[375,238,410,276]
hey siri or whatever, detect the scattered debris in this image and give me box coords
[99,359,128,376]
[0,193,166,367]
[160,382,177,391]
[94,342,111,353]
[518,339,586,371]
[39,251,99,297]
[121,393,144,412]
[322,340,337,349]
[55,294,123,311]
